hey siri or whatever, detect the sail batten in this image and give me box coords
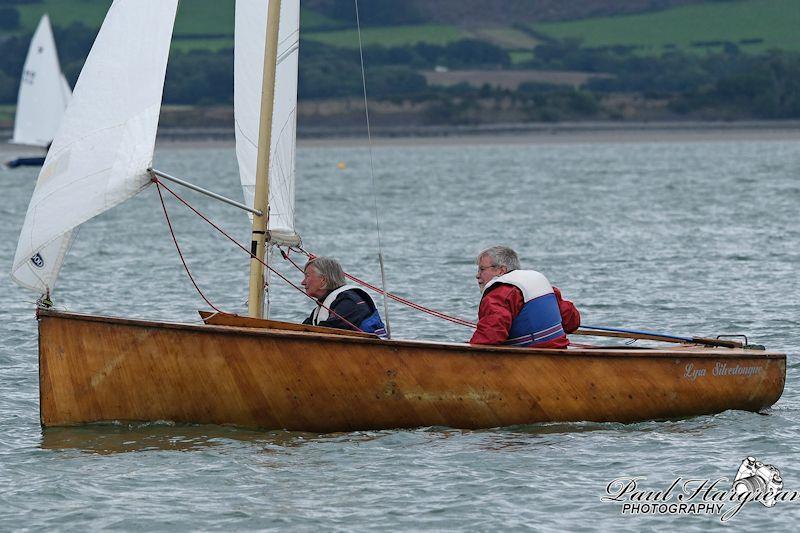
[11,0,179,295]
[234,0,300,242]
[10,15,70,148]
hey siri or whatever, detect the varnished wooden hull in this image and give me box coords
[38,309,786,432]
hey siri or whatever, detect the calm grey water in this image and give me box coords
[1,136,798,530]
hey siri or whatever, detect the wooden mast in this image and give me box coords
[248,0,282,318]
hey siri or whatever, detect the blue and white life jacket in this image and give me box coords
[482,270,565,347]
[312,284,388,338]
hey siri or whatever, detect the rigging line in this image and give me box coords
[289,247,477,328]
[154,180,222,313]
[283,246,478,329]
[152,178,366,334]
[354,0,392,339]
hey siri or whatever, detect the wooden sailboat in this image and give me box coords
[14,0,785,432]
[6,14,71,168]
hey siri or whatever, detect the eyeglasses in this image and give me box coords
[478,264,499,273]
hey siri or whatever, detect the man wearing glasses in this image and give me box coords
[471,246,580,348]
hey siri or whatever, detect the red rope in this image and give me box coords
[154,180,221,313]
[151,178,365,333]
[282,246,478,329]
[153,176,477,332]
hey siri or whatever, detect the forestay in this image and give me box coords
[10,15,71,148]
[234,0,300,244]
[11,0,179,295]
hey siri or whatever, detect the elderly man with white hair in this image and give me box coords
[301,256,387,338]
[471,246,580,348]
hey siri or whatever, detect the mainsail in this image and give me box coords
[234,0,300,244]
[11,0,179,295]
[10,14,71,148]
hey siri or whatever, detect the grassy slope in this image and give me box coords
[303,24,467,48]
[5,0,799,55]
[533,0,800,54]
[170,5,347,52]
[15,0,111,29]
[11,1,336,43]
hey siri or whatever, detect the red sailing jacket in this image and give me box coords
[470,285,580,348]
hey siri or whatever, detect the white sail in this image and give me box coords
[234,0,300,243]
[11,15,71,148]
[11,0,179,295]
[60,73,72,104]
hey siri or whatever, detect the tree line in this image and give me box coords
[1,20,799,121]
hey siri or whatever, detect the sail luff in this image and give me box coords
[234,0,300,243]
[10,0,179,296]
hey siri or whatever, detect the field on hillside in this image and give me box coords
[14,0,111,29]
[471,28,539,50]
[10,1,353,54]
[533,0,800,54]
[11,1,338,36]
[5,0,799,56]
[303,24,467,48]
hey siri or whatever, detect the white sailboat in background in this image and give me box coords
[6,14,72,168]
[9,0,785,432]
[10,0,296,296]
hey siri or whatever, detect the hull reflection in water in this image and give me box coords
[38,309,786,433]
[39,423,321,454]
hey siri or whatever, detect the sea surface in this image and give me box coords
[1,135,798,530]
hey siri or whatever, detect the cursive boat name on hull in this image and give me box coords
[684,362,763,381]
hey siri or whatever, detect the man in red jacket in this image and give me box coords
[470,246,580,348]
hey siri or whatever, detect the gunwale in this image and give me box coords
[38,308,785,360]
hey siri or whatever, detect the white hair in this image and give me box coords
[305,256,346,290]
[477,246,520,271]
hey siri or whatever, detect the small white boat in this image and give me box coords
[6,14,71,168]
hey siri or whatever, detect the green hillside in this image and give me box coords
[11,1,329,37]
[2,0,800,122]
[10,0,351,53]
[5,1,476,52]
[4,0,799,55]
[533,0,800,54]
[13,0,111,29]
[304,24,467,48]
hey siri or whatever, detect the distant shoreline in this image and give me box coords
[295,120,800,146]
[2,120,800,152]
[154,120,800,146]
